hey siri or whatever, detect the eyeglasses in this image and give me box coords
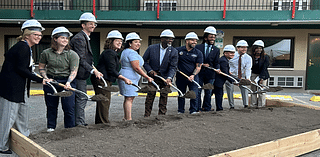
[86,22,97,27]
[165,38,174,41]
[32,34,43,38]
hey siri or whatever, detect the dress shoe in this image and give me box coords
[0,149,12,154]
[244,105,248,108]
[230,107,235,110]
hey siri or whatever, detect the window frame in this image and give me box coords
[233,36,295,68]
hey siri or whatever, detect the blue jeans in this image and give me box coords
[176,75,199,114]
[197,74,214,111]
[44,79,76,129]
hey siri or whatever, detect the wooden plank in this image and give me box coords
[209,127,320,157]
[10,128,55,157]
[266,99,320,110]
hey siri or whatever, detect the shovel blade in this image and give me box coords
[90,94,109,102]
[202,83,214,90]
[182,91,196,99]
[101,86,120,92]
[52,91,73,97]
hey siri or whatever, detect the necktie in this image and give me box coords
[238,54,243,79]
[205,45,210,59]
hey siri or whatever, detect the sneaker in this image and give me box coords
[0,149,12,154]
[47,128,55,132]
[190,112,199,114]
[177,112,183,114]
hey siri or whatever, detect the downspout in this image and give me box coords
[93,0,96,17]
[223,0,226,19]
[31,0,34,18]
[292,0,296,19]
[157,0,160,20]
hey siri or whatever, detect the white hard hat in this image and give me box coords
[107,30,124,39]
[236,40,249,47]
[160,29,175,38]
[125,32,141,42]
[204,26,217,35]
[51,26,73,38]
[253,40,264,47]
[79,12,97,23]
[185,32,199,40]
[223,45,236,52]
[21,19,45,32]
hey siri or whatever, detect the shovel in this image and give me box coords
[33,72,73,97]
[205,66,251,86]
[154,75,196,99]
[51,81,109,102]
[46,82,73,97]
[96,76,119,92]
[177,70,214,90]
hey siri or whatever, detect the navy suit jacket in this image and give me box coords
[195,44,220,79]
[214,56,234,88]
[143,44,178,79]
[70,30,94,80]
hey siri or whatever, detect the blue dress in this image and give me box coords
[118,48,144,97]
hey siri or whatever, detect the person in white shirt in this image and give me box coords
[225,40,252,109]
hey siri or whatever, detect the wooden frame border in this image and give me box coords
[210,99,320,157]
[10,128,55,157]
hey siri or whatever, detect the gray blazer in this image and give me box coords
[143,44,178,79]
[70,30,94,80]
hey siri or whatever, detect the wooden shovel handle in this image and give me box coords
[56,82,76,91]
[155,75,173,86]
[177,70,189,79]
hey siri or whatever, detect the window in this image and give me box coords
[34,1,64,10]
[268,76,303,87]
[144,1,177,11]
[273,0,309,10]
[233,37,294,68]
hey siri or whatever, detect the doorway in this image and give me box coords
[306,35,320,90]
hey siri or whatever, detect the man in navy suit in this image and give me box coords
[195,26,220,112]
[70,12,103,126]
[143,29,178,117]
[214,45,236,111]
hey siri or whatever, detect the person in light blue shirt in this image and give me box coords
[118,32,153,121]
[225,40,252,109]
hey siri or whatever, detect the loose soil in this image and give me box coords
[31,106,320,157]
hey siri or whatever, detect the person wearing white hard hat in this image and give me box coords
[143,29,178,117]
[0,19,49,154]
[39,26,79,132]
[175,32,203,114]
[226,40,252,109]
[195,26,220,112]
[214,45,236,111]
[250,40,270,108]
[119,32,153,121]
[70,12,103,126]
[91,30,132,124]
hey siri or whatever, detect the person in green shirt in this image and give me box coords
[39,27,79,132]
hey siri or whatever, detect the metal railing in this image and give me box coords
[0,0,316,11]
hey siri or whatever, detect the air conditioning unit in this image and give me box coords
[273,0,309,10]
[268,76,303,87]
[144,1,177,11]
[34,1,64,10]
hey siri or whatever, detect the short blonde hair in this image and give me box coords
[16,29,38,41]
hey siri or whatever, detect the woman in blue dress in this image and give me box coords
[118,32,153,120]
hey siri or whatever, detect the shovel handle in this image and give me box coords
[177,70,201,88]
[206,67,239,83]
[55,82,76,91]
[154,75,172,86]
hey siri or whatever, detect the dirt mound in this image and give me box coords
[31,106,320,157]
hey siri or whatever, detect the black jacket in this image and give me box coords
[214,56,234,88]
[96,49,120,83]
[70,31,94,80]
[0,41,43,103]
[195,44,220,79]
[252,55,270,80]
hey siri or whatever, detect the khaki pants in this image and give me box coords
[91,76,111,124]
[250,73,267,107]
